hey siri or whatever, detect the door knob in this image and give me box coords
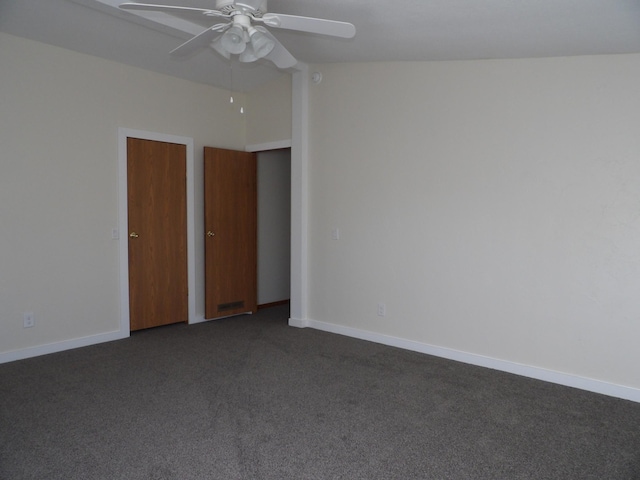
[207,231,215,237]
[129,232,139,238]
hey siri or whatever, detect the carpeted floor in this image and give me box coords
[1,304,639,479]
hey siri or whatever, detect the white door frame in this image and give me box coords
[117,128,197,334]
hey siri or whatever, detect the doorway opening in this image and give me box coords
[257,148,291,309]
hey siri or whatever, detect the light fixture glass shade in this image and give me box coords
[211,38,231,59]
[239,44,258,63]
[221,25,246,54]
[248,29,275,59]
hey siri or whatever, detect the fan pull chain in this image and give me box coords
[229,63,234,104]
[229,62,244,114]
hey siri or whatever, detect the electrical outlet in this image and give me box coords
[377,303,386,317]
[331,228,340,240]
[23,312,35,328]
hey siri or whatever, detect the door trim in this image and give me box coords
[246,139,291,152]
[118,128,196,333]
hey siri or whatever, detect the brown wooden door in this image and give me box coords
[127,137,188,331]
[204,147,257,319]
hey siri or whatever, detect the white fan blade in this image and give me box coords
[259,13,355,38]
[236,0,268,11]
[119,3,227,19]
[170,24,229,57]
[258,28,297,68]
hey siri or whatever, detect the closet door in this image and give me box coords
[204,147,257,319]
[127,137,188,330]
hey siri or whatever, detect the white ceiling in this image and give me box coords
[2,0,640,91]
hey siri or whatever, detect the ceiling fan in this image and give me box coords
[118,0,356,68]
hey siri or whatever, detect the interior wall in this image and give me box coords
[246,73,292,147]
[307,56,640,391]
[0,32,245,359]
[257,149,291,305]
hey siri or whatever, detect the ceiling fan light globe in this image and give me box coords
[249,31,275,59]
[239,45,258,63]
[211,38,231,59]
[221,25,247,54]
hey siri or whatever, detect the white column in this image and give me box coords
[289,65,309,326]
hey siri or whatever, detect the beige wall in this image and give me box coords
[307,57,640,390]
[4,30,640,397]
[246,73,292,147]
[0,32,245,357]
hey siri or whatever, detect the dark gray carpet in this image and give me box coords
[1,304,639,479]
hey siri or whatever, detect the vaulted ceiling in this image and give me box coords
[2,0,640,91]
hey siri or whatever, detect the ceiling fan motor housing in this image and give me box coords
[216,0,267,17]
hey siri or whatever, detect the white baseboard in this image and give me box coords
[288,317,309,328]
[0,330,129,365]
[292,318,640,404]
